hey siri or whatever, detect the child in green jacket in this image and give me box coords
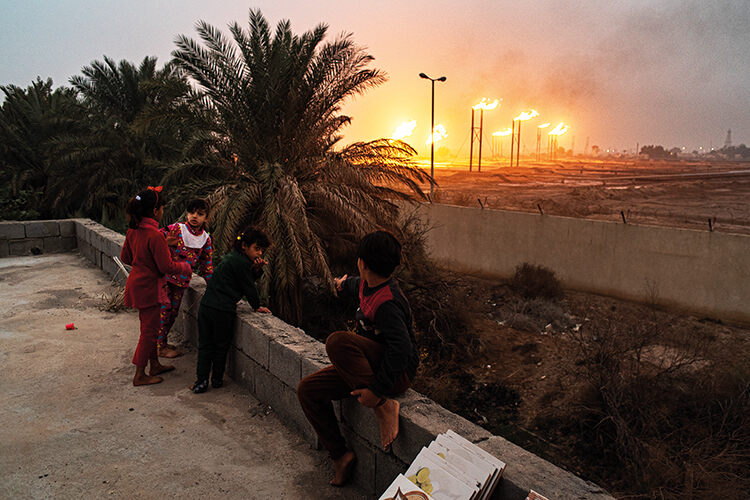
[191,226,271,393]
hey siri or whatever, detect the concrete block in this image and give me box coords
[61,236,77,251]
[9,238,43,256]
[392,389,492,465]
[479,436,613,500]
[340,397,381,450]
[89,229,104,253]
[95,249,102,269]
[0,222,25,239]
[274,377,320,448]
[170,313,185,338]
[42,237,63,253]
[180,310,199,345]
[100,229,125,257]
[78,240,95,265]
[268,339,304,388]
[235,316,270,368]
[59,220,76,237]
[300,349,329,379]
[253,366,285,408]
[25,220,59,238]
[340,425,378,495]
[228,346,257,394]
[183,283,205,318]
[74,220,94,244]
[0,239,9,258]
[375,450,408,496]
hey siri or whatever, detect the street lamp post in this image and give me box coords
[420,73,446,200]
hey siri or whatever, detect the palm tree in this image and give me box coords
[170,9,431,323]
[0,78,85,218]
[49,56,196,226]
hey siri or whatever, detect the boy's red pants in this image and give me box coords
[296,331,410,459]
[132,305,161,367]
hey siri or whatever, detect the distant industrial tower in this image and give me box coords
[724,129,732,149]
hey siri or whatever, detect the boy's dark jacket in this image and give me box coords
[200,249,262,312]
[342,276,419,397]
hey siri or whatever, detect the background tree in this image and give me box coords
[47,56,196,227]
[0,78,85,219]
[170,9,432,323]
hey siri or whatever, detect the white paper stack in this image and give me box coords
[378,473,434,500]
[380,430,507,500]
[525,490,549,500]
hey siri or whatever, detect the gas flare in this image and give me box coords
[538,122,551,129]
[391,120,417,140]
[493,128,512,136]
[548,122,569,136]
[426,124,447,145]
[473,98,500,111]
[514,109,539,121]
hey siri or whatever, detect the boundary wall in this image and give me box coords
[0,219,612,499]
[405,202,750,323]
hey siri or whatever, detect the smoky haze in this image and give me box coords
[1,0,748,154]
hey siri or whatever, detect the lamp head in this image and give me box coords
[437,76,447,82]
[419,73,429,79]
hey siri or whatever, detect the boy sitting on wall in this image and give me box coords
[297,230,419,486]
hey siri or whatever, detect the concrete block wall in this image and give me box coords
[71,218,613,499]
[0,220,77,257]
[404,202,750,324]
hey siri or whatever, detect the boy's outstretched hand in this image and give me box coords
[333,274,348,292]
[255,306,271,314]
[165,235,180,247]
[351,387,381,408]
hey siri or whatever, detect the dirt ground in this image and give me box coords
[0,254,368,500]
[408,158,750,497]
[422,158,750,235]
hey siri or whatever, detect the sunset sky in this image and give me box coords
[2,1,748,158]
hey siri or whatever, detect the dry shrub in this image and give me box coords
[510,263,563,300]
[396,208,478,365]
[554,311,750,498]
[300,207,478,366]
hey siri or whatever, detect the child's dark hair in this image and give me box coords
[125,187,167,229]
[357,230,401,277]
[234,226,271,252]
[186,198,210,214]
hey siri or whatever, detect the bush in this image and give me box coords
[556,313,750,498]
[510,263,563,300]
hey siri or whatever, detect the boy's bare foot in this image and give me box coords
[133,374,163,386]
[330,450,356,486]
[374,398,400,451]
[149,363,175,376]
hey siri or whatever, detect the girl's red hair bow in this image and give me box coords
[147,185,163,192]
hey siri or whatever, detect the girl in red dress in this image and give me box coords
[120,187,192,386]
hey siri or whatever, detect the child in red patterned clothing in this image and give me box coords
[157,198,214,358]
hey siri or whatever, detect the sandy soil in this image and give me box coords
[0,254,368,500]
[418,158,750,235]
